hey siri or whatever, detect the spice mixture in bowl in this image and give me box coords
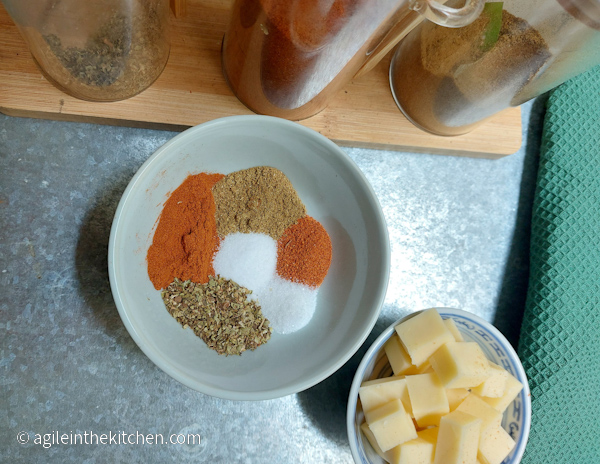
[108,115,390,400]
[149,165,333,355]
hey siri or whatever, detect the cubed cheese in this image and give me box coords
[368,399,418,452]
[416,361,434,375]
[481,372,523,413]
[358,309,524,464]
[433,410,481,464]
[446,388,470,411]
[360,376,412,422]
[456,393,503,434]
[385,335,420,376]
[361,422,391,462]
[471,362,509,398]
[430,341,490,389]
[388,428,437,464]
[395,308,455,367]
[418,427,439,446]
[406,373,450,427]
[443,318,465,342]
[478,424,516,464]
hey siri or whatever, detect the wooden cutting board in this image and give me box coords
[0,0,522,159]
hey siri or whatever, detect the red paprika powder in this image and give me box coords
[147,172,224,290]
[276,216,332,288]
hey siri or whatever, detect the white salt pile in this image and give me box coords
[211,231,319,334]
[252,275,318,335]
[212,232,277,291]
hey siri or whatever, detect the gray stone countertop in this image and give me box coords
[0,100,544,463]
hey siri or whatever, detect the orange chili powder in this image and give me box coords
[276,216,332,288]
[147,173,224,290]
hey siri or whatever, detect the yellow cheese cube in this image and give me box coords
[388,428,437,464]
[430,341,490,389]
[446,388,470,411]
[443,318,465,342]
[395,308,455,367]
[368,399,418,452]
[478,425,516,464]
[471,362,509,398]
[433,410,481,464]
[481,373,523,413]
[361,422,391,462]
[360,377,412,423]
[416,360,434,374]
[418,427,439,446]
[406,373,450,427]
[385,335,420,375]
[456,393,503,434]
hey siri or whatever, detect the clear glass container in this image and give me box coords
[390,0,600,135]
[2,0,170,102]
[221,0,485,121]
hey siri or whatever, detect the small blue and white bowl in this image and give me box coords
[347,308,531,464]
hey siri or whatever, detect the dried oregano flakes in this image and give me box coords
[161,276,272,356]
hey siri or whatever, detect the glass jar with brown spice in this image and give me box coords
[390,0,600,136]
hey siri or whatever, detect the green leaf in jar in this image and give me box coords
[481,2,504,52]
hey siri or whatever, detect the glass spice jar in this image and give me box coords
[2,0,171,102]
[221,0,486,121]
[389,0,600,135]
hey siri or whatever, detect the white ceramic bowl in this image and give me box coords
[108,115,390,400]
[347,308,531,464]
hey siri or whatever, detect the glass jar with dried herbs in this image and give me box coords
[3,0,170,102]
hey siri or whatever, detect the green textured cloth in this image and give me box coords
[518,66,600,463]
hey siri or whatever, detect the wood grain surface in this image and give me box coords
[170,0,187,17]
[0,0,522,158]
